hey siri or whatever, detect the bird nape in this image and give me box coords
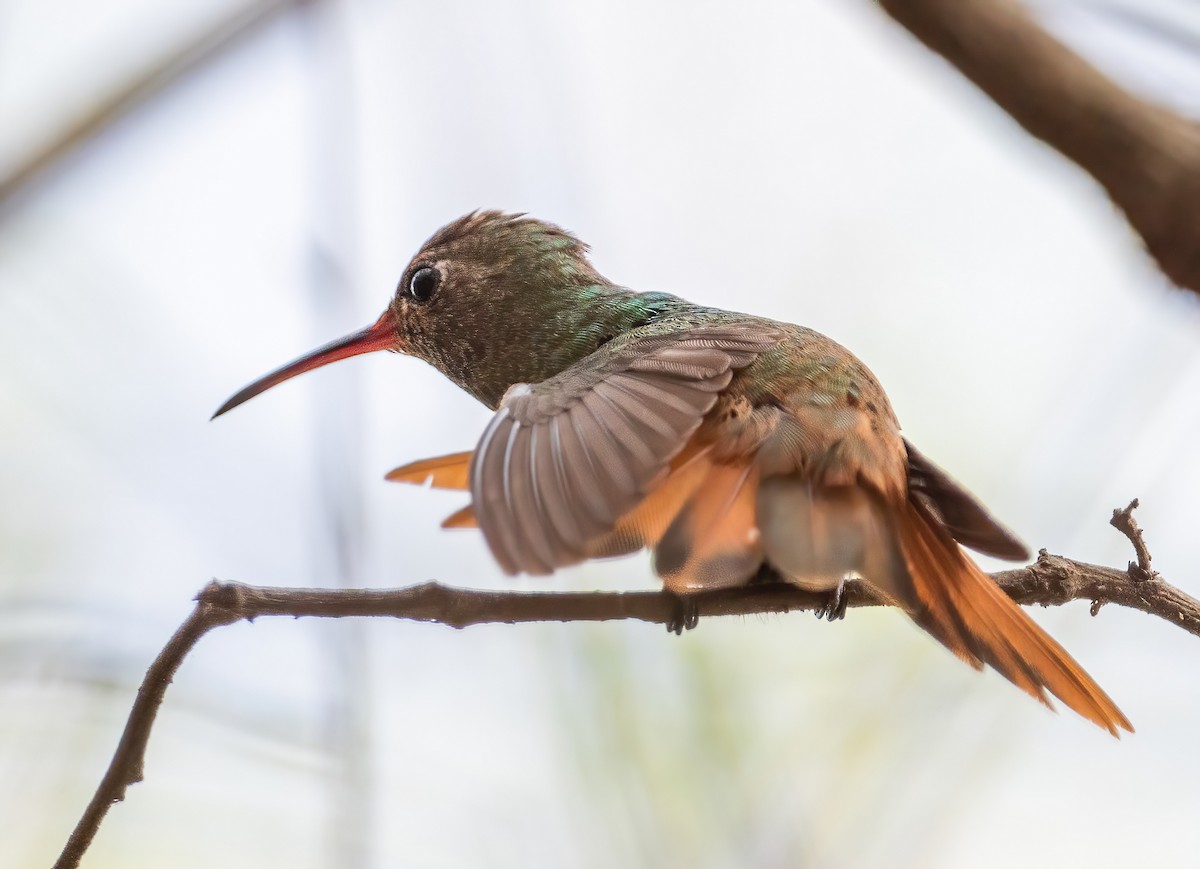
[214,210,1131,737]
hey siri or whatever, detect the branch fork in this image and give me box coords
[1110,497,1157,582]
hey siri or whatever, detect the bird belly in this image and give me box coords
[756,474,906,593]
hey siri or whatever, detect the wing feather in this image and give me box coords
[469,324,780,575]
[472,409,520,573]
[571,397,640,496]
[604,373,703,423]
[554,409,611,527]
[587,383,662,471]
[533,420,588,554]
[504,424,556,574]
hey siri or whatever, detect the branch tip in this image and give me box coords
[1109,498,1157,581]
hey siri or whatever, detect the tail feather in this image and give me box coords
[653,459,764,591]
[587,445,715,558]
[895,497,1132,736]
[441,504,477,528]
[904,440,1029,561]
[385,452,473,489]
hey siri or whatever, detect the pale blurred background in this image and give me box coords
[2,1,1199,867]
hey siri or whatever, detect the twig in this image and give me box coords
[51,601,242,869]
[53,500,1199,868]
[876,0,1200,296]
[1110,497,1156,580]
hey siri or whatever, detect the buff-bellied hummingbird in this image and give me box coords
[214,211,1131,736]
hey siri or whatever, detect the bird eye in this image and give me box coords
[408,266,439,302]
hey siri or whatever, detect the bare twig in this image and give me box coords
[1110,497,1156,580]
[53,501,1199,869]
[51,601,242,869]
[877,0,1200,296]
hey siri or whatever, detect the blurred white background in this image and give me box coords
[2,0,1199,866]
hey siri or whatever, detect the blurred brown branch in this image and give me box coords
[7,0,1198,296]
[0,0,296,212]
[877,0,1200,296]
[53,502,1199,869]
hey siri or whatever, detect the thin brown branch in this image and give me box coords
[877,0,1200,296]
[0,0,296,212]
[53,506,1200,869]
[1110,497,1156,580]
[51,600,241,869]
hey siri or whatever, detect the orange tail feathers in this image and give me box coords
[895,498,1132,737]
[441,504,478,528]
[385,452,476,528]
[385,451,472,489]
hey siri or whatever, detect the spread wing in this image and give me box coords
[470,325,779,575]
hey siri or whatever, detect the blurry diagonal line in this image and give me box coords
[1086,1,1200,59]
[0,0,299,213]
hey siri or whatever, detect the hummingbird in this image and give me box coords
[215,211,1131,736]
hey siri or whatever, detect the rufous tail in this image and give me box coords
[385,451,472,489]
[895,497,1132,736]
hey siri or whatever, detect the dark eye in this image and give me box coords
[408,266,439,302]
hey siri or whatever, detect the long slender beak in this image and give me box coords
[212,309,399,419]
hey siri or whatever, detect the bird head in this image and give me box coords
[213,211,609,417]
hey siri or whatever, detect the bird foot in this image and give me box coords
[813,581,848,622]
[666,593,700,635]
